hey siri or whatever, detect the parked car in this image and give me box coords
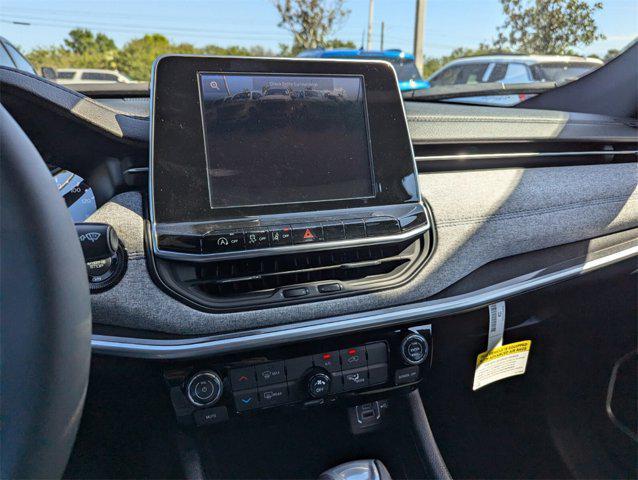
[298,48,431,92]
[56,68,138,84]
[426,54,603,106]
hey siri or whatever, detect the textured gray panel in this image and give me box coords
[404,102,637,144]
[90,163,638,334]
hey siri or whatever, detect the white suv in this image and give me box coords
[427,55,603,105]
[56,69,137,84]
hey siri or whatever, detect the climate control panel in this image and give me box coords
[165,326,432,427]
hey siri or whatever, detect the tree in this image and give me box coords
[63,28,116,55]
[27,29,117,71]
[494,0,605,54]
[603,48,619,61]
[116,34,199,80]
[274,0,350,55]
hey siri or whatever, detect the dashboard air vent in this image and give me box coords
[153,234,430,311]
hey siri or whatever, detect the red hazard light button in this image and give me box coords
[292,225,324,244]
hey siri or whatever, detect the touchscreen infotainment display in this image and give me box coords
[198,73,374,209]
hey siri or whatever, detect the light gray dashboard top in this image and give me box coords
[89,163,638,335]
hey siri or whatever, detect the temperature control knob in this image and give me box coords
[307,371,332,399]
[186,371,223,407]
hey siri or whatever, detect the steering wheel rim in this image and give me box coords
[0,104,92,478]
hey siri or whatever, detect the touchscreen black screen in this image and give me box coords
[198,73,374,209]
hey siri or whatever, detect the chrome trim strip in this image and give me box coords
[416,150,638,162]
[91,240,638,360]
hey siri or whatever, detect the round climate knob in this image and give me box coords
[186,371,223,407]
[401,334,429,365]
[307,371,332,399]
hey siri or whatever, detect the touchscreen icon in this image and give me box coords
[209,80,220,90]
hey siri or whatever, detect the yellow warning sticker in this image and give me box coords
[473,340,531,391]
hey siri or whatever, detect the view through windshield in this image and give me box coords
[1,0,635,106]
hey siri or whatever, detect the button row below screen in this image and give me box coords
[157,211,428,254]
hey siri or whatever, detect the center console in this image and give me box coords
[149,55,431,311]
[165,326,432,427]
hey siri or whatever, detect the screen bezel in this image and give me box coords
[151,55,420,225]
[197,72,376,210]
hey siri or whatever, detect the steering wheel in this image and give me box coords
[0,104,92,478]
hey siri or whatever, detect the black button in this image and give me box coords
[313,351,341,372]
[340,347,367,369]
[322,222,345,241]
[368,363,388,386]
[255,361,286,386]
[158,234,201,253]
[287,380,306,402]
[365,217,400,236]
[365,342,388,365]
[292,224,324,244]
[234,389,259,411]
[259,384,289,407]
[269,225,293,246]
[229,366,257,391]
[194,406,229,426]
[283,287,308,298]
[395,366,420,385]
[285,356,314,380]
[343,220,366,239]
[342,367,369,391]
[170,387,194,416]
[331,371,344,394]
[203,231,244,253]
[244,228,270,249]
[399,211,428,231]
[318,283,341,293]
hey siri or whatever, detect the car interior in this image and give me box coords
[0,40,636,480]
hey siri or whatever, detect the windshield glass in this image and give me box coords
[529,62,602,82]
[1,0,633,106]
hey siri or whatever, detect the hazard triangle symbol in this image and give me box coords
[303,228,315,239]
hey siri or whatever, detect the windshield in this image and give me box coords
[1,0,632,106]
[529,62,602,82]
[389,59,422,82]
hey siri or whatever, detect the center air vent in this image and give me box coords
[152,233,430,311]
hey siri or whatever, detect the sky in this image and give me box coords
[1,0,636,58]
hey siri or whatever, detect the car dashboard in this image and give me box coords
[1,59,637,478]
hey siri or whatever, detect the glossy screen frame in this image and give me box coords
[151,55,420,224]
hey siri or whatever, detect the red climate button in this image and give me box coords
[313,351,340,372]
[340,347,367,369]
